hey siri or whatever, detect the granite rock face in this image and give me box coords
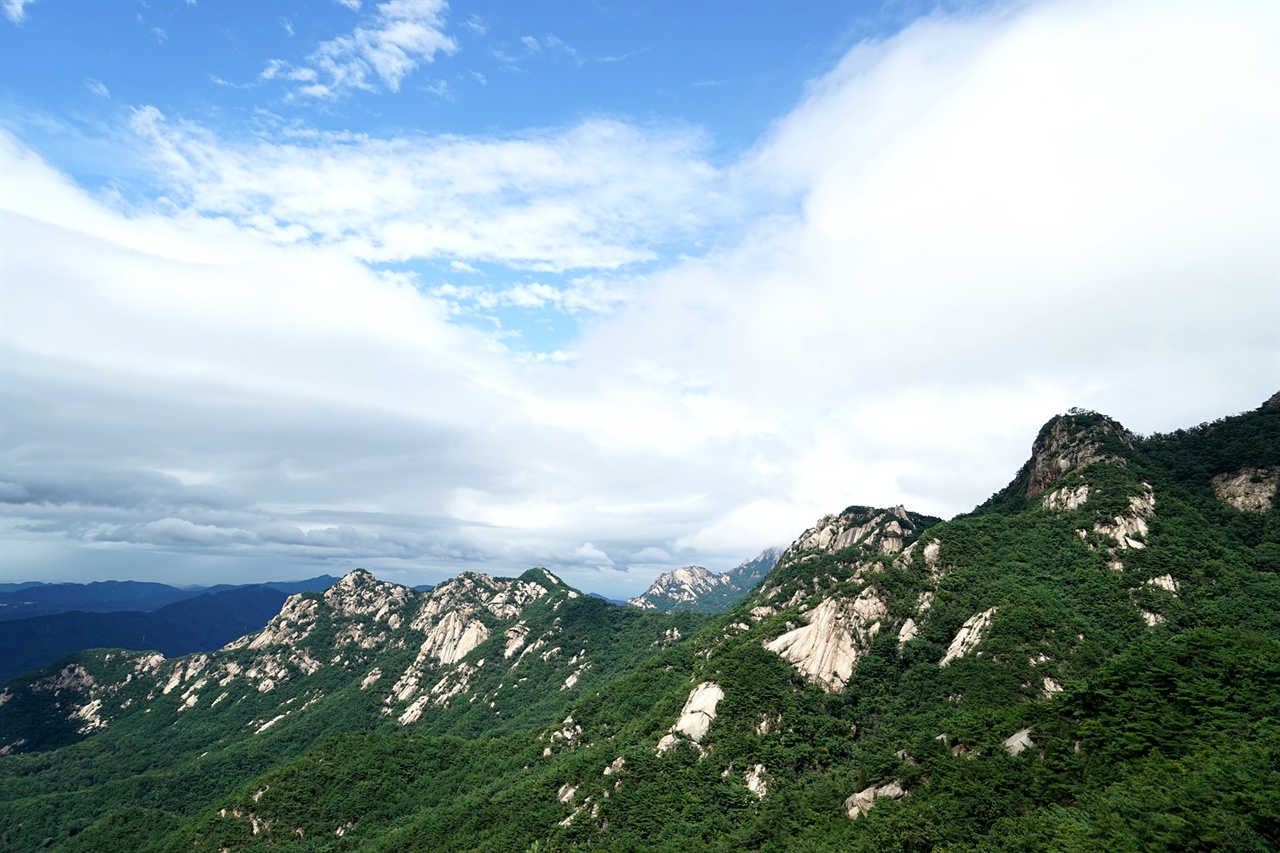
[764,588,889,692]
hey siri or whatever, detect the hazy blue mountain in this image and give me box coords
[0,576,339,622]
[0,586,292,684]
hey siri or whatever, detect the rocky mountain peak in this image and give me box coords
[781,504,933,564]
[322,569,411,618]
[627,549,784,613]
[1023,410,1132,498]
[627,567,727,611]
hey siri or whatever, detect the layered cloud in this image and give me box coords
[2,1,1276,594]
[129,108,722,272]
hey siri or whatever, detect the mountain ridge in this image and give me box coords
[1,397,1277,851]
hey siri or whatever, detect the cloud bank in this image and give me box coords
[2,1,1276,595]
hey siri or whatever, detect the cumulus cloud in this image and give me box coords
[2,1,1276,594]
[269,0,456,97]
[128,107,723,272]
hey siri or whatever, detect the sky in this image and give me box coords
[1,0,1277,597]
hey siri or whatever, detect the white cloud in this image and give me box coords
[2,1,1276,595]
[273,0,457,97]
[128,107,724,272]
[85,78,109,98]
[432,275,636,317]
[3,0,33,26]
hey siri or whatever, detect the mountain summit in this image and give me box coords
[627,548,784,613]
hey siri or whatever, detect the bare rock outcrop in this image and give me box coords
[1023,413,1131,498]
[939,607,997,666]
[1003,727,1036,756]
[1211,468,1278,513]
[1043,484,1090,513]
[764,587,888,691]
[744,764,768,798]
[1086,484,1155,557]
[656,682,724,753]
[845,780,906,819]
[785,505,919,561]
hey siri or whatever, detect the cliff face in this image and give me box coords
[1022,411,1133,498]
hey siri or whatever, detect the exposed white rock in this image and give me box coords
[233,596,320,651]
[428,661,479,708]
[784,589,808,608]
[1212,467,1279,512]
[845,780,906,820]
[787,506,916,561]
[1140,609,1165,627]
[255,714,287,734]
[418,610,490,666]
[1091,485,1155,550]
[73,698,107,733]
[557,783,577,805]
[1043,484,1090,512]
[765,588,889,691]
[744,764,768,799]
[503,622,530,658]
[1146,574,1179,594]
[923,540,941,569]
[161,655,209,695]
[398,695,431,726]
[1042,677,1063,697]
[289,649,321,676]
[134,653,165,673]
[562,660,590,691]
[603,756,626,776]
[1003,727,1036,756]
[940,607,997,666]
[672,682,724,743]
[324,570,412,620]
[546,716,584,750]
[359,668,382,690]
[897,618,919,645]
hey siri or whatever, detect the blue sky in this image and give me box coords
[2,0,1277,595]
[4,0,918,353]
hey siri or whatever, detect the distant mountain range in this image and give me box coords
[625,548,785,612]
[0,576,341,621]
[0,576,338,684]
